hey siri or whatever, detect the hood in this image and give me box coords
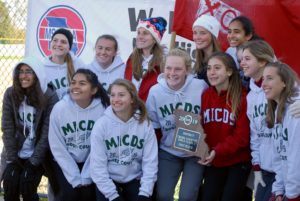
[91,55,124,73]
[14,56,47,93]
[62,94,102,111]
[156,73,194,101]
[103,106,137,124]
[43,51,79,68]
[249,78,263,93]
[157,73,194,92]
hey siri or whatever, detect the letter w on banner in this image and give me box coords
[172,0,300,75]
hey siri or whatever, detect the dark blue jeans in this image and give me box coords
[255,170,275,201]
[201,161,251,201]
[52,161,96,201]
[96,179,141,201]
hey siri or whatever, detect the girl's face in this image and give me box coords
[18,64,35,89]
[164,55,188,91]
[227,21,251,47]
[95,38,117,68]
[70,73,97,108]
[110,85,133,115]
[50,34,70,57]
[241,49,265,80]
[207,57,232,92]
[262,67,286,103]
[136,27,156,50]
[193,26,213,50]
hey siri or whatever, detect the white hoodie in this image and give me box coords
[146,74,208,157]
[13,57,47,158]
[90,106,158,201]
[48,94,105,188]
[86,55,125,91]
[43,52,86,99]
[247,78,277,172]
[272,95,300,199]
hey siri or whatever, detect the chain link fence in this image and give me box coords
[0,0,48,197]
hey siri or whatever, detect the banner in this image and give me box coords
[172,0,300,75]
[26,0,197,64]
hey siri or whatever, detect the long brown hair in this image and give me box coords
[12,64,45,109]
[108,79,149,124]
[208,52,242,117]
[131,42,163,81]
[265,62,300,128]
[193,35,221,75]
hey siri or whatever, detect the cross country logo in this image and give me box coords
[196,0,240,34]
[36,5,86,57]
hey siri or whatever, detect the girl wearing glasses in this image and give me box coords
[1,56,59,201]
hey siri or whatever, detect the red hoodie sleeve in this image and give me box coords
[213,92,250,157]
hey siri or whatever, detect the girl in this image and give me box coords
[48,69,109,201]
[240,40,277,201]
[192,14,221,83]
[87,34,125,91]
[262,62,300,201]
[124,17,167,101]
[1,57,58,201]
[199,52,251,201]
[146,48,208,201]
[227,16,262,89]
[90,79,158,201]
[226,15,261,67]
[44,28,86,99]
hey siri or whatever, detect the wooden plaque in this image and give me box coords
[173,109,209,159]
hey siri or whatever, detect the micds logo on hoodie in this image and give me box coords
[274,124,288,161]
[61,120,95,136]
[159,102,200,118]
[105,134,144,150]
[49,76,68,90]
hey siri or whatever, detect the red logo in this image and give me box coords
[197,0,240,34]
[36,5,86,56]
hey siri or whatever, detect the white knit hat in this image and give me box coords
[192,15,221,38]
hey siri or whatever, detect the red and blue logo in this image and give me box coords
[36,5,86,57]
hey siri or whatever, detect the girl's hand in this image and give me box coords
[198,150,215,165]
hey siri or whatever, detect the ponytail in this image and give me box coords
[65,52,75,83]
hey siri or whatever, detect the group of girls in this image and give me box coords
[1,12,299,201]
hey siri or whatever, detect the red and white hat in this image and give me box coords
[137,17,167,43]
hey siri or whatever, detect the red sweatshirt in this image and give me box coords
[201,87,251,167]
[124,56,160,102]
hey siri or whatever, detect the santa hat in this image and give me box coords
[193,15,221,38]
[137,17,167,43]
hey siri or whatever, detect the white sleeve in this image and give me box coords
[247,98,261,166]
[285,115,300,198]
[139,123,158,197]
[271,126,285,196]
[48,108,81,188]
[146,89,160,128]
[80,154,92,185]
[90,120,119,201]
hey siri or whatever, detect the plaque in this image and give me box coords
[173,109,209,159]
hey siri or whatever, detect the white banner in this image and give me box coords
[25,0,195,64]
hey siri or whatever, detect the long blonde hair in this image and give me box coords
[65,52,75,83]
